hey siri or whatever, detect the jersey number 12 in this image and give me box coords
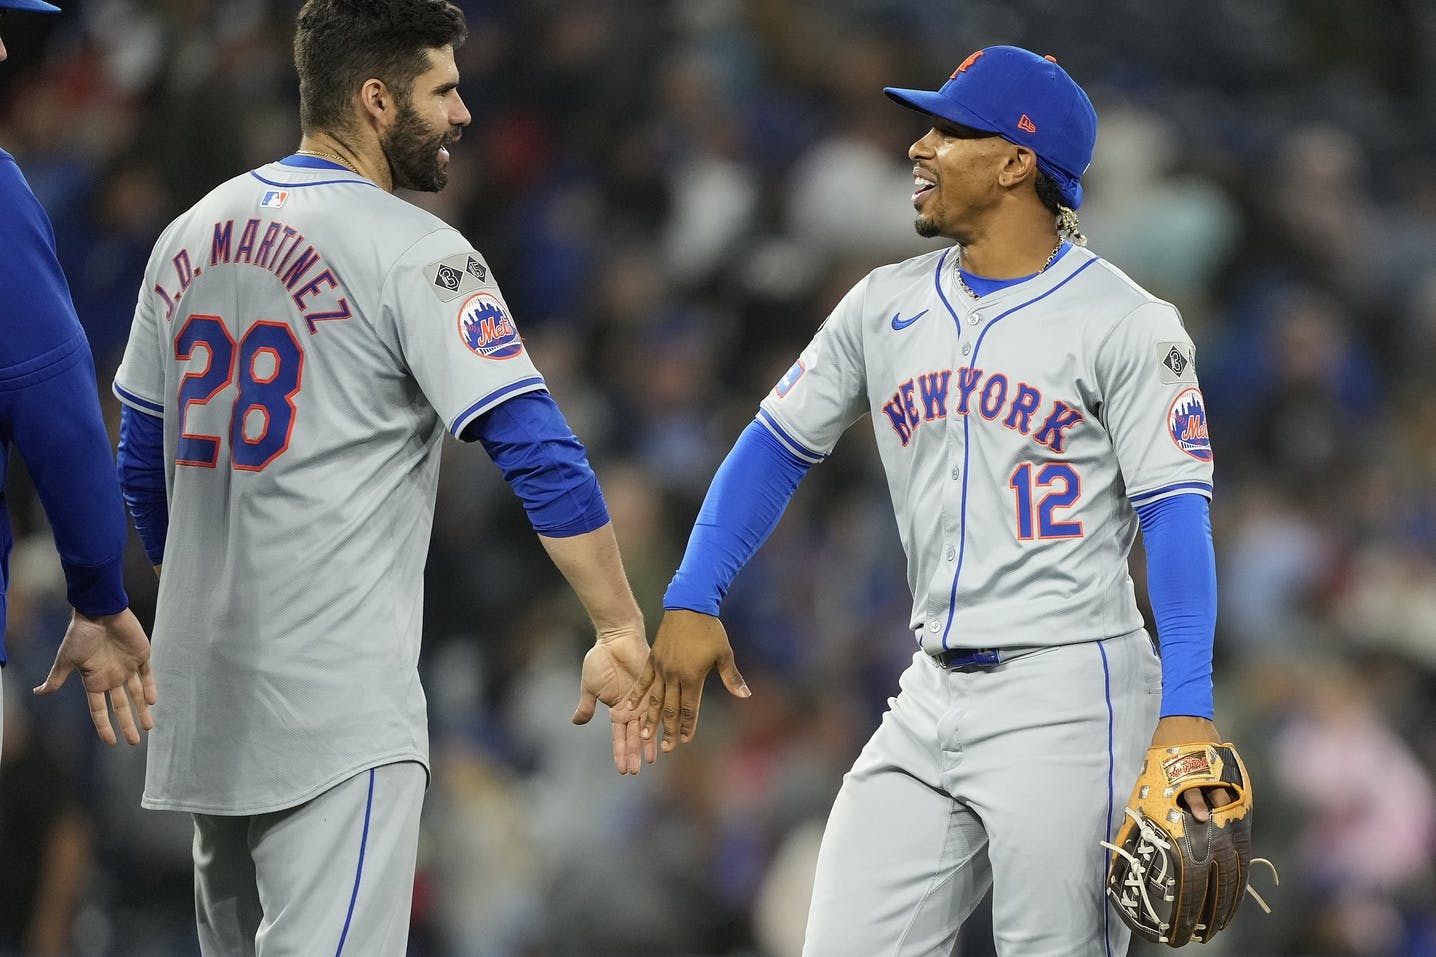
[1010,461,1082,539]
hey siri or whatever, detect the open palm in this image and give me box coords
[572,629,657,774]
[34,608,156,745]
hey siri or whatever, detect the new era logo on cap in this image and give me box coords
[1018,114,1037,133]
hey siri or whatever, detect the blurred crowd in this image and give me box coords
[3,0,1436,955]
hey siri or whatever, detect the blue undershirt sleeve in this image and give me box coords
[662,419,814,616]
[1135,493,1217,719]
[463,389,610,537]
[117,404,168,565]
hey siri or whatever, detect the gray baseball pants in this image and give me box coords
[802,628,1161,957]
[192,760,427,956]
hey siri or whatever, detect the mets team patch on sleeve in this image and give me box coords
[1157,341,1196,384]
[1167,387,1212,461]
[457,292,524,359]
[425,252,492,302]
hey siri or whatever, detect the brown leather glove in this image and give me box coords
[1104,742,1271,947]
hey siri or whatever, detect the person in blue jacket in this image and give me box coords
[0,0,156,752]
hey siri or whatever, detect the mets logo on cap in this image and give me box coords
[1167,388,1212,461]
[457,292,523,359]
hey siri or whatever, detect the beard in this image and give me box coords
[382,99,452,193]
[914,214,941,238]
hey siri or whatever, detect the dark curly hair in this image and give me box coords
[294,0,468,135]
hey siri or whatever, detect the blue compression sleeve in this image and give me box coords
[464,390,609,537]
[663,419,814,615]
[117,404,168,565]
[1135,493,1217,719]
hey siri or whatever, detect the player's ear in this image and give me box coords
[358,77,394,127]
[997,146,1039,191]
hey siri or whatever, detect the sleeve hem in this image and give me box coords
[113,381,166,416]
[449,376,547,438]
[1129,481,1212,507]
[756,408,827,464]
[64,556,130,617]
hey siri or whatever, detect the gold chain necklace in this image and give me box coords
[296,147,360,174]
[956,239,1064,300]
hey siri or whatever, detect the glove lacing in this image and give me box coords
[1102,807,1282,941]
[1102,807,1180,940]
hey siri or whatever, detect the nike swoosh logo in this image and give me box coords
[891,309,928,330]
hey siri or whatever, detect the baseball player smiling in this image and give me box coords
[630,44,1235,956]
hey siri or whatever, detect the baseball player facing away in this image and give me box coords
[0,0,155,753]
[630,46,1237,956]
[112,1,654,953]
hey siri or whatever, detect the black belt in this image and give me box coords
[932,647,1004,670]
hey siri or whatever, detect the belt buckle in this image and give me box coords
[936,648,1002,670]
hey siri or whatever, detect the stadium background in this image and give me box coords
[2,1,1435,954]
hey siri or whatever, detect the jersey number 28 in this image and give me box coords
[175,314,304,471]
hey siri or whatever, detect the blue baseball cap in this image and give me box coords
[885,45,1097,209]
[0,0,62,11]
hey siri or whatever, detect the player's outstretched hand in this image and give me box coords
[572,625,658,775]
[625,609,750,753]
[33,608,157,746]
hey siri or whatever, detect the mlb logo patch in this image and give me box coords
[457,292,523,359]
[1167,388,1212,461]
[775,360,806,398]
[260,190,288,208]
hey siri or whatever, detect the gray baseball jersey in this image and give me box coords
[758,243,1213,656]
[114,160,545,814]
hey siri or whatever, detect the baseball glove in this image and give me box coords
[1103,742,1276,947]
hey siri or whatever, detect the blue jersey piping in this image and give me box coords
[113,382,166,416]
[757,407,827,463]
[1128,480,1213,506]
[248,169,380,191]
[450,376,547,437]
[935,254,1101,649]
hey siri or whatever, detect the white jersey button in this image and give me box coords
[961,343,971,356]
[951,466,960,479]
[928,621,941,632]
[946,545,956,561]
[968,315,979,325]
